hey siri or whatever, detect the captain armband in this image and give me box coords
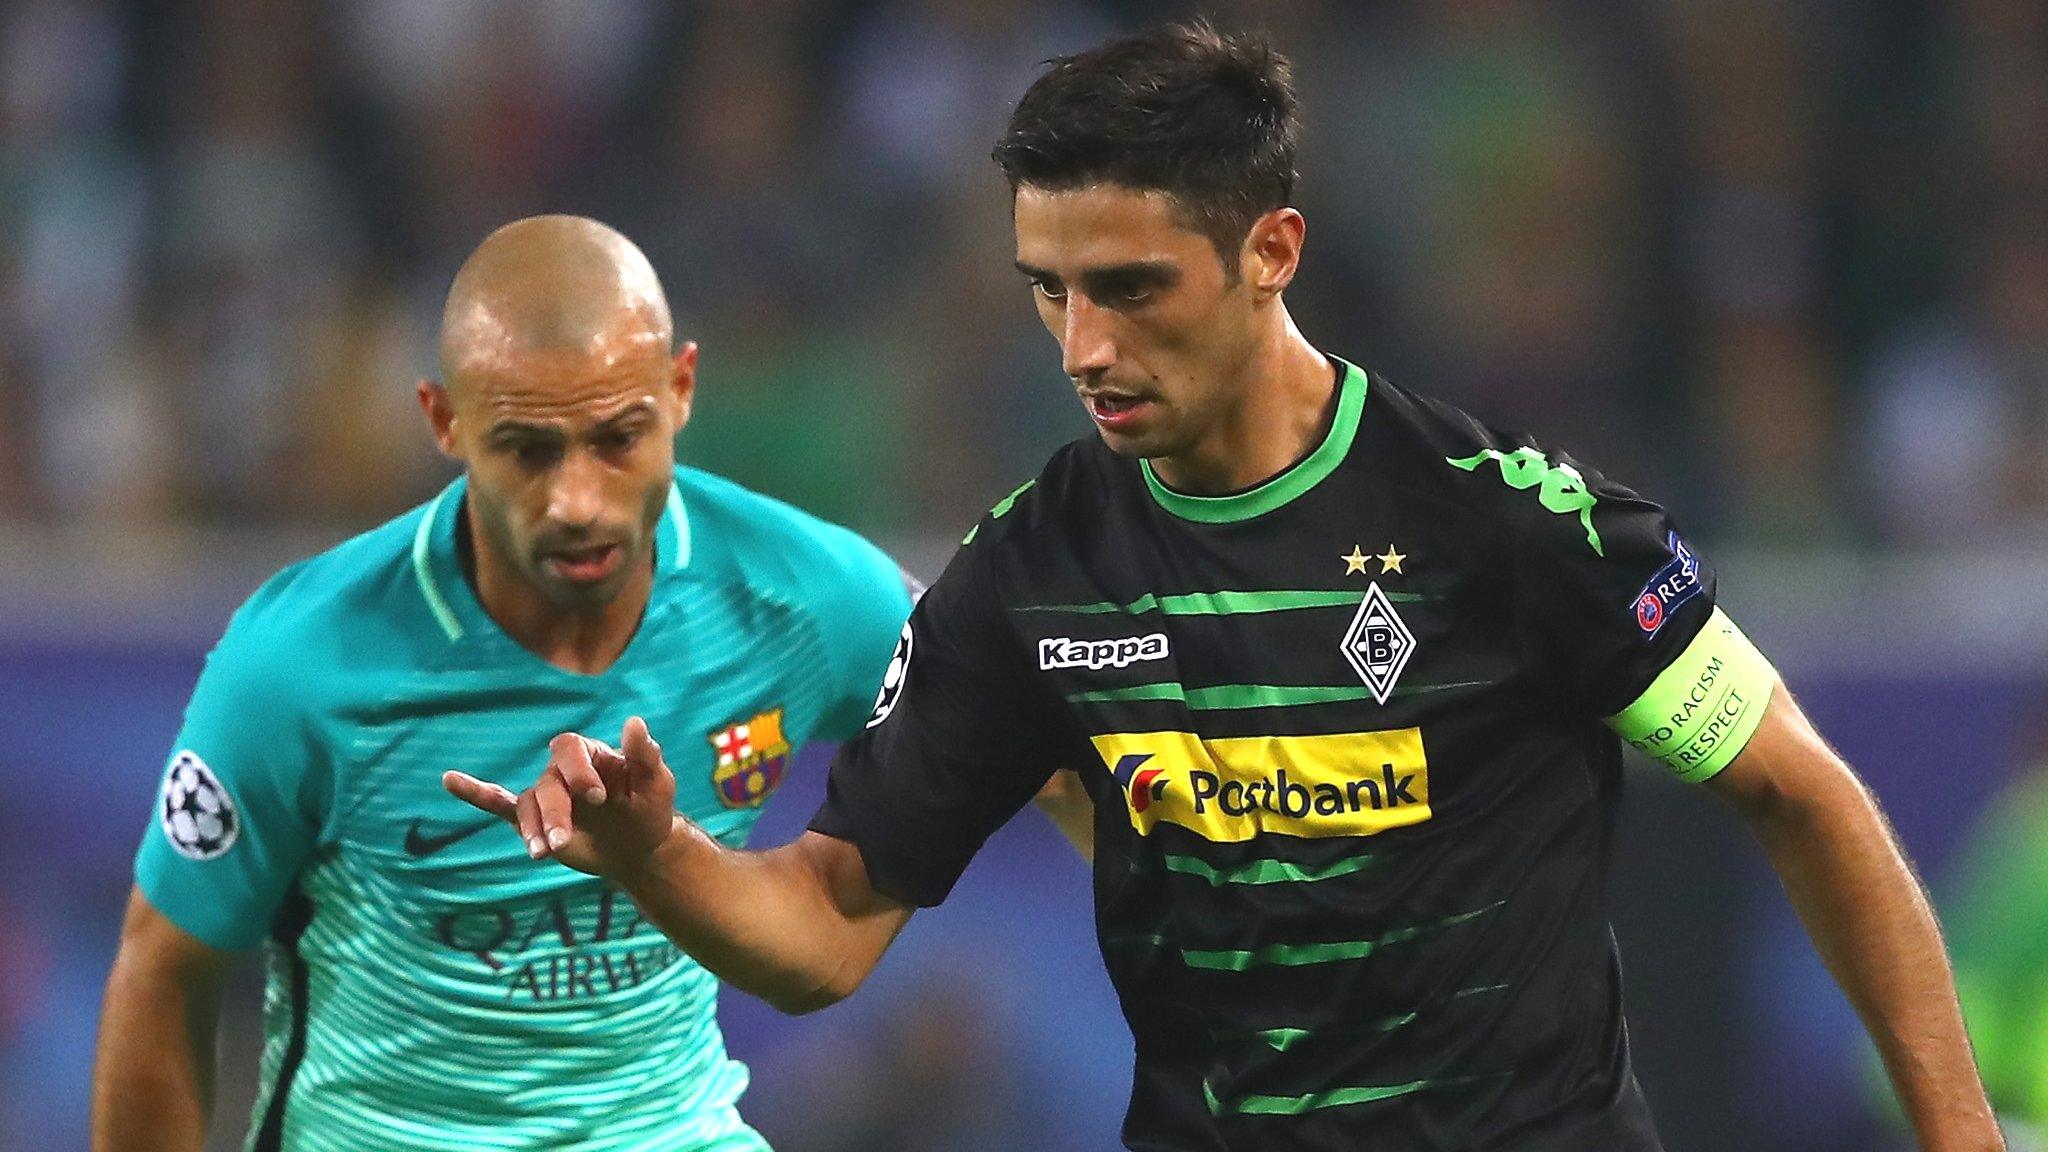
[1604,607,1778,783]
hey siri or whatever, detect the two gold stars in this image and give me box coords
[1343,544,1406,575]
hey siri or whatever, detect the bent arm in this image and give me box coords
[1706,683,2002,1152]
[92,887,229,1152]
[621,825,913,1015]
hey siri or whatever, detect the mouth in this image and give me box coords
[540,541,626,584]
[1083,391,1157,432]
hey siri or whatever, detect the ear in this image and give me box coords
[1240,208,1305,298]
[417,379,462,460]
[669,342,699,434]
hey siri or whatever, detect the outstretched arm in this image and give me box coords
[1706,683,2003,1152]
[447,718,913,1015]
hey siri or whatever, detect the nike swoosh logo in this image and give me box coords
[403,817,499,858]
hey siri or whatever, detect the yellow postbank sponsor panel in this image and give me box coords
[1092,728,1431,843]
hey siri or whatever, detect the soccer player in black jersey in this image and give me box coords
[450,21,2003,1152]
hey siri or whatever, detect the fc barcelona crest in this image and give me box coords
[708,707,792,809]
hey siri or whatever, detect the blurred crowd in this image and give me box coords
[2,0,2045,547]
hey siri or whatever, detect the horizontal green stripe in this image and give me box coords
[1067,679,1490,709]
[1255,1027,1313,1052]
[1162,853,1379,887]
[1020,588,1431,616]
[1192,683,1374,708]
[1069,683,1189,705]
[1246,984,1511,1050]
[1181,903,1502,971]
[1204,1076,1434,1117]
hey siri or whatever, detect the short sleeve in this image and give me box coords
[809,539,1068,906]
[1479,444,1776,781]
[134,619,327,950]
[806,531,919,741]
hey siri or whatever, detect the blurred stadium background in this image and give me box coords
[2,0,2045,1148]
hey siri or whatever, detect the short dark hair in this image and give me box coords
[992,20,1299,277]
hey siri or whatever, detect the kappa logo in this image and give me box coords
[1339,583,1416,704]
[1446,446,1604,555]
[1631,531,1704,639]
[1039,632,1170,672]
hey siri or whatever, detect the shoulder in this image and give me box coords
[675,465,905,613]
[957,437,1112,556]
[1355,371,1637,557]
[208,500,436,699]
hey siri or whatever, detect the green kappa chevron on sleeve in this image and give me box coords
[1445,447,1602,555]
[962,479,1036,545]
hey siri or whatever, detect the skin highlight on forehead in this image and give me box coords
[439,214,674,398]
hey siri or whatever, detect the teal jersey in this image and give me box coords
[133,467,913,1152]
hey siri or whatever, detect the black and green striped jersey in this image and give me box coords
[815,357,1768,1151]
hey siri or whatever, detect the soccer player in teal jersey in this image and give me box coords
[91,216,917,1151]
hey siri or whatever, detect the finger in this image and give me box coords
[443,772,519,823]
[547,732,608,806]
[583,736,631,795]
[586,737,629,776]
[534,769,575,853]
[516,788,547,859]
[621,716,666,788]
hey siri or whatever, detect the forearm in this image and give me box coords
[91,949,217,1152]
[1034,769,1095,862]
[1746,779,2000,1150]
[619,821,909,1014]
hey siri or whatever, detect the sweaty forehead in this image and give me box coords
[457,339,670,427]
[1013,184,1211,270]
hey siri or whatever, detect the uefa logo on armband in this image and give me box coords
[159,751,240,861]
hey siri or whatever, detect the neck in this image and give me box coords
[1149,310,1335,495]
[465,514,654,676]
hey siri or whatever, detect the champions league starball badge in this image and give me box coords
[160,751,240,861]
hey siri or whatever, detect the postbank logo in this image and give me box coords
[1092,728,1430,843]
[708,707,791,809]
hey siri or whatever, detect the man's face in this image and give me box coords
[428,336,691,612]
[1012,184,1258,459]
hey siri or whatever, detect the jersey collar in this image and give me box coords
[411,474,691,643]
[1140,357,1368,524]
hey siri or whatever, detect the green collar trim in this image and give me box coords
[410,475,690,645]
[1141,358,1367,524]
[412,486,466,641]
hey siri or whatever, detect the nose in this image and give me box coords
[1061,295,1117,380]
[545,447,606,532]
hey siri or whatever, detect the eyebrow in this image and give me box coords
[486,397,658,441]
[1014,259,1181,288]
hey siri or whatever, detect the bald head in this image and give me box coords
[440,215,673,388]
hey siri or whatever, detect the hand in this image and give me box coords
[444,716,679,881]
